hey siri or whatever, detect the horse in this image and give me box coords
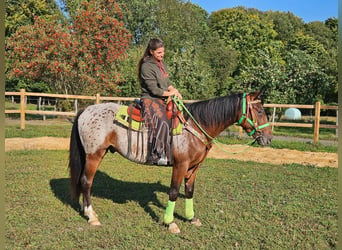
[68,91,272,233]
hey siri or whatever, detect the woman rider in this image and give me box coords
[138,38,182,165]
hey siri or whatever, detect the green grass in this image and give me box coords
[272,126,337,141]
[5,151,337,249]
[5,101,37,110]
[226,122,337,141]
[5,123,72,138]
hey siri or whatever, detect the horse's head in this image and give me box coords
[238,91,273,146]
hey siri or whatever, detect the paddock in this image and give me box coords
[5,149,337,248]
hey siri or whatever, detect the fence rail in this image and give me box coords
[5,89,338,145]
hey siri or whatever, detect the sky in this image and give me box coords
[190,0,338,23]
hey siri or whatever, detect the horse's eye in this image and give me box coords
[256,108,263,115]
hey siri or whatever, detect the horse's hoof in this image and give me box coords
[190,217,202,227]
[88,219,101,226]
[168,222,180,234]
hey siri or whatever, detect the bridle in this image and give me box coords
[238,93,270,136]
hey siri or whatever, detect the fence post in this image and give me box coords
[20,89,26,130]
[336,111,338,137]
[239,126,243,138]
[42,98,46,121]
[37,96,41,111]
[313,101,320,145]
[271,107,276,131]
[74,99,78,114]
[96,93,100,104]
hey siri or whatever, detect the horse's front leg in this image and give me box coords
[82,150,106,226]
[164,164,187,234]
[184,164,202,227]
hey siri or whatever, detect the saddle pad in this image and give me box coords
[115,106,142,131]
[172,122,182,135]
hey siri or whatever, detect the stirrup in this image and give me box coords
[157,156,168,165]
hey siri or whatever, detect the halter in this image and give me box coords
[238,93,270,136]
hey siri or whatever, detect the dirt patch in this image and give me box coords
[208,144,337,168]
[5,137,337,168]
[5,137,70,152]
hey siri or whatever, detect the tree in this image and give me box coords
[283,50,332,104]
[197,32,238,96]
[6,0,131,95]
[304,20,337,94]
[263,11,305,43]
[116,0,158,45]
[116,45,143,97]
[234,48,290,104]
[209,7,282,75]
[5,0,61,37]
[167,45,217,100]
[325,17,338,37]
[155,0,209,53]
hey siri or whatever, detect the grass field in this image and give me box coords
[5,150,337,249]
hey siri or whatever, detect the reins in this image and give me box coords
[171,95,261,154]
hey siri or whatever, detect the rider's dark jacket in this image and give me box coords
[140,57,171,100]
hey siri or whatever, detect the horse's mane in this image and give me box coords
[184,93,242,129]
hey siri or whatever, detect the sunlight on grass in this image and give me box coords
[5,151,337,249]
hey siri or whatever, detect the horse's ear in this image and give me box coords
[249,90,261,100]
[249,89,266,104]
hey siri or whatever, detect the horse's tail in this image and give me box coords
[69,110,86,200]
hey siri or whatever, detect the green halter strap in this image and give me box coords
[238,93,270,136]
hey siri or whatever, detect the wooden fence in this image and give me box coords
[5,89,338,144]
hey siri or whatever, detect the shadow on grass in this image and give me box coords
[50,170,178,223]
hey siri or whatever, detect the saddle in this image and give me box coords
[127,100,182,129]
[115,100,184,135]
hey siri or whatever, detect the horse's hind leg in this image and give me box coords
[81,149,106,226]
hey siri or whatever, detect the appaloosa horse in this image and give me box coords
[69,91,272,233]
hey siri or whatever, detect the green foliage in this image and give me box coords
[209,7,278,70]
[197,33,239,96]
[263,11,305,43]
[234,48,290,103]
[168,45,216,99]
[284,50,332,104]
[155,0,209,52]
[116,0,159,45]
[325,17,338,36]
[5,0,60,37]
[304,20,338,101]
[6,77,50,92]
[116,46,143,97]
[208,6,337,104]
[5,1,337,104]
